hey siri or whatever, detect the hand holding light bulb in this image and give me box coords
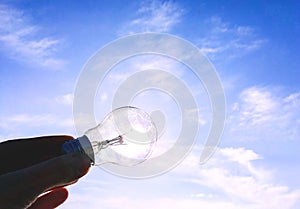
[0,136,90,209]
[62,106,157,167]
[0,107,155,208]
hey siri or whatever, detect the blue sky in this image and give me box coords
[0,0,300,208]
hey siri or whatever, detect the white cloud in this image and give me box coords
[119,0,184,34]
[60,146,300,209]
[0,4,65,69]
[62,195,258,209]
[237,87,278,125]
[1,113,73,127]
[220,147,260,165]
[197,16,267,59]
[176,147,300,209]
[190,192,214,199]
[0,113,73,140]
[55,93,74,105]
[228,86,300,141]
[100,93,108,102]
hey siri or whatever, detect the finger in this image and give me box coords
[0,153,90,209]
[47,178,79,192]
[28,188,68,209]
[0,135,74,175]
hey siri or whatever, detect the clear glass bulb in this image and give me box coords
[62,106,157,166]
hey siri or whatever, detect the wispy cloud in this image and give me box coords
[197,16,267,60]
[0,93,77,139]
[178,147,300,209]
[63,195,252,209]
[0,113,73,130]
[119,0,184,34]
[0,112,73,140]
[228,86,300,141]
[55,93,74,106]
[61,146,300,209]
[0,4,65,69]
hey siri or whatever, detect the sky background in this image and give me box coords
[0,0,300,208]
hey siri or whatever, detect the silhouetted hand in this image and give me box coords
[0,136,91,209]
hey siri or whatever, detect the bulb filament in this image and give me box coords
[99,135,125,149]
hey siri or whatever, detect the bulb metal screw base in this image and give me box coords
[62,139,84,153]
[62,136,95,164]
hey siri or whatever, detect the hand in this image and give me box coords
[0,136,91,209]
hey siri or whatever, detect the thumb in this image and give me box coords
[0,153,90,209]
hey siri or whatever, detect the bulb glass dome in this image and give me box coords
[63,106,157,167]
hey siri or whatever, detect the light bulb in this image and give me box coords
[62,106,157,166]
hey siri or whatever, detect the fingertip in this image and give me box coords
[56,187,69,202]
[28,188,69,209]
